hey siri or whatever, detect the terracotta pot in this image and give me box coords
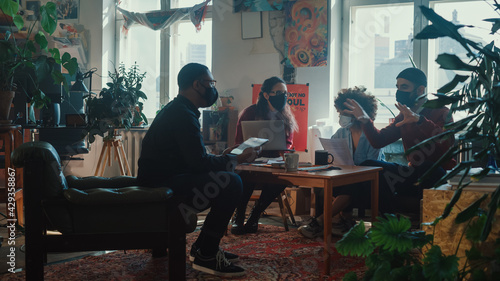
[0,90,15,121]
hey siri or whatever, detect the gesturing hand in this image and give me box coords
[395,102,420,127]
[342,99,371,123]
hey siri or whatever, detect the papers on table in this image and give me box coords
[319,138,355,166]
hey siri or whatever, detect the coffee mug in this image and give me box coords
[284,153,300,172]
[315,150,334,165]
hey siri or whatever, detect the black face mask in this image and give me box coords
[268,93,287,111]
[396,89,418,107]
[199,85,219,107]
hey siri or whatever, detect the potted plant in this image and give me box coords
[85,63,147,143]
[0,0,78,122]
[336,214,500,280]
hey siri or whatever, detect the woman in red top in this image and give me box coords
[231,76,298,235]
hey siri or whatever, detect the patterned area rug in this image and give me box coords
[2,225,366,280]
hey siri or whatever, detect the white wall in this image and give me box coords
[212,2,340,128]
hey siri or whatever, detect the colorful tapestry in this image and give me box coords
[252,84,309,151]
[117,0,210,32]
[234,0,286,12]
[285,0,328,67]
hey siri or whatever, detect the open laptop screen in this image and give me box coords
[241,120,287,151]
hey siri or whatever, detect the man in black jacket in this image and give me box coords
[138,63,259,277]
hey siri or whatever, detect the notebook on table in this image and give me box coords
[241,120,288,151]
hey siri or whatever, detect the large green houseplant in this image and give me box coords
[85,63,147,143]
[0,0,78,120]
[336,4,500,280]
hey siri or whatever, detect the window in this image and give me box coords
[116,0,212,120]
[168,20,213,101]
[343,0,494,124]
[348,3,414,123]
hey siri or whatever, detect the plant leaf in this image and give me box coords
[40,2,57,34]
[415,24,447,39]
[335,221,374,257]
[63,57,78,76]
[481,186,500,241]
[422,245,459,281]
[484,18,500,34]
[35,31,48,51]
[424,94,462,108]
[13,14,23,30]
[455,194,488,224]
[436,53,477,71]
[1,0,19,17]
[437,74,469,94]
[370,215,413,253]
[466,214,487,242]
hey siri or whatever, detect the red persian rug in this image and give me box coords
[2,225,366,280]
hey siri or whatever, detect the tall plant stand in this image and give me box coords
[94,136,132,176]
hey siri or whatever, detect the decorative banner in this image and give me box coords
[285,0,328,67]
[252,84,309,151]
[117,0,210,32]
[234,0,286,13]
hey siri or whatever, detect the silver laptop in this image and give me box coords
[241,120,287,151]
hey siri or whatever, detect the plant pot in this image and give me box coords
[220,96,234,107]
[0,90,15,123]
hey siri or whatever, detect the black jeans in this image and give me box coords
[360,160,446,213]
[166,171,243,239]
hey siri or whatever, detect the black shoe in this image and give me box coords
[189,244,239,262]
[231,221,246,235]
[243,221,259,233]
[192,249,245,277]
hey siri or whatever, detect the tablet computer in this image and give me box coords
[230,137,269,155]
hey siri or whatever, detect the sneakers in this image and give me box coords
[331,217,356,237]
[192,249,245,277]
[298,217,323,238]
[189,244,239,262]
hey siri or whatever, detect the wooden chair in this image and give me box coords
[249,189,296,230]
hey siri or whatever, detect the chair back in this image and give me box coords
[12,141,68,200]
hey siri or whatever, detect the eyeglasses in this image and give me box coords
[269,90,288,97]
[201,79,217,87]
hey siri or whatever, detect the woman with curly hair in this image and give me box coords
[231,76,298,235]
[299,86,384,238]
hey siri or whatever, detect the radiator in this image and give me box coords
[120,129,148,177]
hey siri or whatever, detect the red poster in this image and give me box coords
[252,84,309,151]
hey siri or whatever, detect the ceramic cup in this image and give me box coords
[284,153,300,172]
[315,150,334,165]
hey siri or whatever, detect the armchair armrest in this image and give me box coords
[64,186,173,205]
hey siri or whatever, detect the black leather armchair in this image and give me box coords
[12,141,196,280]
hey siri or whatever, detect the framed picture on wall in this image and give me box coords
[43,0,79,20]
[241,12,262,40]
[25,1,41,21]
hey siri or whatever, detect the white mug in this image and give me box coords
[284,153,299,172]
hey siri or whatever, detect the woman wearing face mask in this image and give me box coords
[231,76,298,235]
[299,86,383,239]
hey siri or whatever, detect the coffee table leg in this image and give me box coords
[323,180,333,275]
